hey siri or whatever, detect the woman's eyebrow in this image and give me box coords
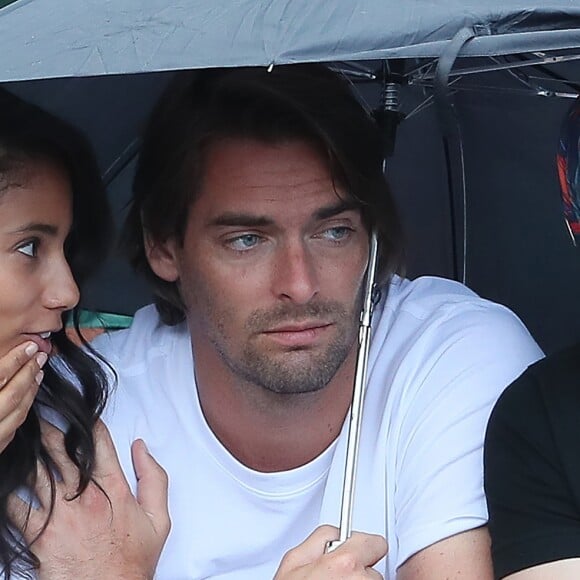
[9,223,58,236]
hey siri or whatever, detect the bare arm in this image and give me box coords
[397,526,493,580]
[9,420,170,580]
[274,525,387,579]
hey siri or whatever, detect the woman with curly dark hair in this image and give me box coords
[0,89,169,579]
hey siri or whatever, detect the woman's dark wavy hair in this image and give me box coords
[0,88,113,577]
[124,63,405,326]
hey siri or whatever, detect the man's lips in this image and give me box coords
[261,322,333,347]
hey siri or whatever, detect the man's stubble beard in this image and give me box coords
[201,293,364,397]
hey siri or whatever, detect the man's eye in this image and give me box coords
[17,240,38,257]
[229,234,261,251]
[320,227,351,241]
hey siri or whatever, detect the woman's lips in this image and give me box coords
[23,333,53,354]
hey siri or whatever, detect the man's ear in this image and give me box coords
[144,232,180,282]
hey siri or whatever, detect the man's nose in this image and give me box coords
[272,240,319,304]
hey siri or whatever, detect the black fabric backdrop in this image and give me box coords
[3,61,580,354]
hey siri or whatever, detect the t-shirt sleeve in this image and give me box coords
[393,305,543,569]
[484,362,580,579]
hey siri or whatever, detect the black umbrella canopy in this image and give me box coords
[1,1,579,353]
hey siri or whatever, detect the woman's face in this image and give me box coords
[0,158,79,357]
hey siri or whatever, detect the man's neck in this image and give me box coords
[192,340,357,472]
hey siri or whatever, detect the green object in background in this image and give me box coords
[68,310,133,330]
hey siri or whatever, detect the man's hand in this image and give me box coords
[0,341,47,453]
[9,420,170,580]
[274,525,387,579]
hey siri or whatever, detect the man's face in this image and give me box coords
[149,138,369,395]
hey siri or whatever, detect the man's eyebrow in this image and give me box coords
[9,223,59,236]
[208,201,359,228]
[209,213,275,228]
[314,201,359,221]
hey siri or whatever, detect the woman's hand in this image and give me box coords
[274,525,387,579]
[0,341,47,453]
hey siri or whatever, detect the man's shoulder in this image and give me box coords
[387,275,493,314]
[91,304,188,367]
[382,275,531,337]
[97,305,193,429]
[370,276,542,401]
[370,276,543,408]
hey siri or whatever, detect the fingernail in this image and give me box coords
[35,370,44,385]
[36,353,48,368]
[25,342,38,357]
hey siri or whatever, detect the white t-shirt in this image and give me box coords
[97,276,543,579]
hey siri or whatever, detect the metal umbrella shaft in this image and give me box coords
[326,231,379,552]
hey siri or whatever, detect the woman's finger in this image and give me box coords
[0,350,46,452]
[0,344,47,423]
[0,342,44,392]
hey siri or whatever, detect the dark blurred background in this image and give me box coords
[3,58,579,354]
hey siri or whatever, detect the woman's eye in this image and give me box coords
[229,234,261,251]
[17,240,38,257]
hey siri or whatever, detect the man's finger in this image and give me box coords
[334,531,388,568]
[31,458,55,511]
[7,492,34,534]
[92,420,128,482]
[39,421,79,491]
[131,439,171,537]
[7,463,52,542]
[274,525,339,574]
